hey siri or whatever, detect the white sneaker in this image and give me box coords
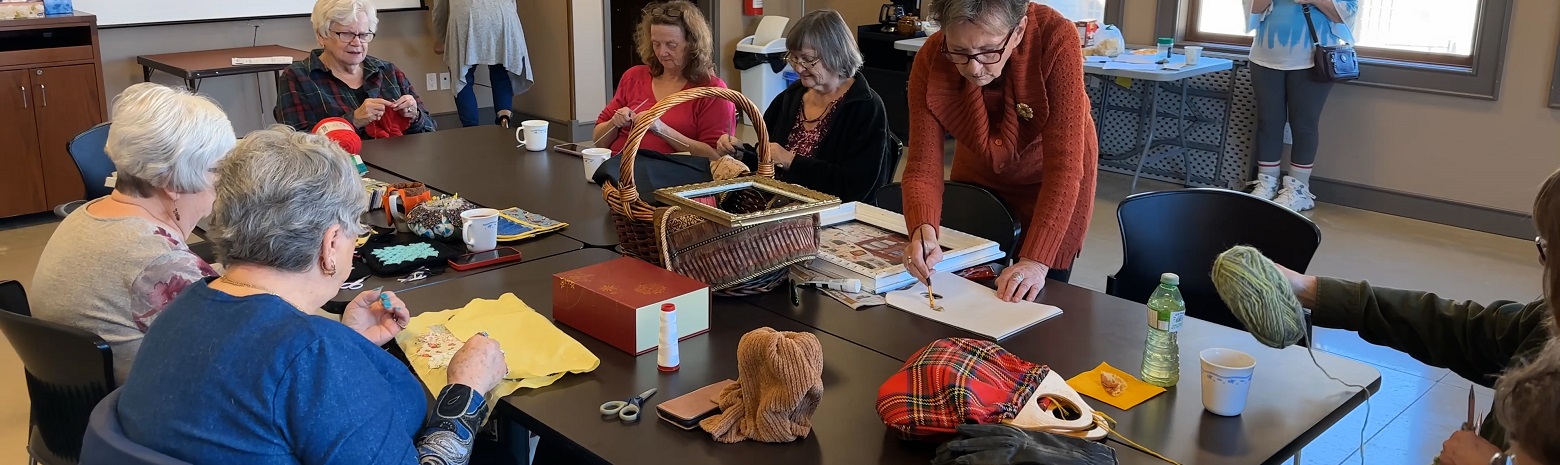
[1245,173,1279,200]
[1272,176,1317,212]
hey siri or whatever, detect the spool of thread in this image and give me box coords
[658,303,680,372]
[1211,245,1307,348]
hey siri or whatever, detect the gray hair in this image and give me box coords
[927,0,1028,34]
[105,83,235,198]
[787,10,863,78]
[312,0,378,39]
[209,126,367,273]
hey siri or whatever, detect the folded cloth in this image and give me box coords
[1065,362,1166,411]
[496,207,569,242]
[933,424,1118,465]
[876,338,1048,441]
[394,293,601,409]
[699,327,824,443]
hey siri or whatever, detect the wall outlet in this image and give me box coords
[425,73,437,91]
[439,73,451,90]
[1283,123,1293,145]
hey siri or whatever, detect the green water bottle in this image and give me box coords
[1141,273,1185,387]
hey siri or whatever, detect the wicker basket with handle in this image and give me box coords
[600,87,819,295]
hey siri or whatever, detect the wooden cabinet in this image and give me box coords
[0,13,106,218]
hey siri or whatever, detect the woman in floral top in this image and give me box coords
[31,83,233,384]
[715,10,892,203]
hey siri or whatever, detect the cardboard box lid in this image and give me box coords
[554,257,709,308]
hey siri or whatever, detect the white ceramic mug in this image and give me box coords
[516,120,549,151]
[581,148,612,184]
[1200,348,1257,416]
[460,208,500,253]
[1184,46,1204,66]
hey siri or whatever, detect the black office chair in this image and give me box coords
[862,134,905,205]
[873,181,1021,264]
[55,122,114,217]
[1107,188,1321,334]
[0,280,118,465]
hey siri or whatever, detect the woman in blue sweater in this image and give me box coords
[1242,0,1357,212]
[115,127,508,464]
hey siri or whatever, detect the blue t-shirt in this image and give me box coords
[117,281,427,464]
[1244,0,1359,70]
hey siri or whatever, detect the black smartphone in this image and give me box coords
[449,247,523,271]
[554,143,585,156]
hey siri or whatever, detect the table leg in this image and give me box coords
[1096,76,1110,156]
[1214,63,1240,189]
[1177,78,1191,188]
[1130,82,1161,193]
[186,79,200,93]
[142,66,152,83]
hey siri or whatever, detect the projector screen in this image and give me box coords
[77,0,424,27]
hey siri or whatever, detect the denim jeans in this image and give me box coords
[455,64,514,127]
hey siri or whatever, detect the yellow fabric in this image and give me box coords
[1065,362,1166,411]
[394,293,600,402]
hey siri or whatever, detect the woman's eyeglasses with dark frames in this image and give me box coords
[939,28,1016,65]
[1538,236,1547,264]
[643,3,684,18]
[330,31,376,43]
[783,52,820,69]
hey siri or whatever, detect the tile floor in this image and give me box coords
[0,168,1538,464]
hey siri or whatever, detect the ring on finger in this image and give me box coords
[1013,272,1026,284]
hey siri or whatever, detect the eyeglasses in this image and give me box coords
[643,3,684,18]
[939,28,1016,65]
[330,30,376,43]
[784,52,820,69]
[1538,236,1547,264]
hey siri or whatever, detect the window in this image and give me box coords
[1156,0,1513,99]
[1035,0,1105,22]
[1183,0,1479,67]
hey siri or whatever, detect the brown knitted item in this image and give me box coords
[699,327,825,443]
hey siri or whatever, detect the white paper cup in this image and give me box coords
[517,120,549,151]
[581,148,612,184]
[1184,46,1204,66]
[1200,348,1256,416]
[460,208,500,253]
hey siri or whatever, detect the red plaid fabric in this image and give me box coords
[876,338,1048,441]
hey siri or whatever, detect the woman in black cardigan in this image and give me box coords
[717,9,892,203]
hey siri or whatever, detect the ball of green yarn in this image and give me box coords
[1211,245,1307,348]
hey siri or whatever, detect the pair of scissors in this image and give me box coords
[599,388,657,422]
[340,276,368,290]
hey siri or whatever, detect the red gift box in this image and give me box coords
[553,257,711,355]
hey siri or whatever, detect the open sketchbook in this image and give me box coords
[886,272,1062,340]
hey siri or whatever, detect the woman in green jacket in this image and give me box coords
[1278,166,1560,465]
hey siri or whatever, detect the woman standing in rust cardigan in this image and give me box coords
[902,0,1098,303]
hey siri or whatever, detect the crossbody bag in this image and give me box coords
[1302,5,1360,82]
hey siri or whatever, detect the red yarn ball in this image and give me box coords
[312,117,362,155]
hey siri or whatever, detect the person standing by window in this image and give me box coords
[1243,0,1358,211]
[433,0,534,128]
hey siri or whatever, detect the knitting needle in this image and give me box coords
[588,99,651,149]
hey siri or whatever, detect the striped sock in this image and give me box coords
[1258,162,1282,180]
[1288,163,1313,185]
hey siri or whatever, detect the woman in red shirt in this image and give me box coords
[901,0,1098,303]
[592,0,734,159]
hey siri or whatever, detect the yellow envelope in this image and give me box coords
[1065,362,1166,411]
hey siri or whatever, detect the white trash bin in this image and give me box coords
[734,16,790,125]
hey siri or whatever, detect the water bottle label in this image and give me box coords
[1148,308,1186,332]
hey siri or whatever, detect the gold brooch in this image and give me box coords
[1017,103,1034,120]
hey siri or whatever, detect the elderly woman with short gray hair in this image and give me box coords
[114,127,508,464]
[276,0,434,138]
[31,82,232,384]
[715,9,891,203]
[902,0,1098,303]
